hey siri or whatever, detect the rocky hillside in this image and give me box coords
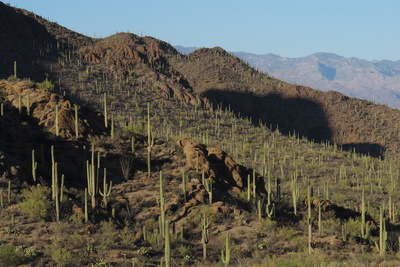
[2,2,400,266]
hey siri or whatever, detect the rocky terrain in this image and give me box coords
[2,2,400,266]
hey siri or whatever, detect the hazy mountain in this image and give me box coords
[233,52,400,108]
[173,45,198,55]
[175,46,400,108]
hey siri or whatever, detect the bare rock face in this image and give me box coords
[177,137,266,197]
[156,81,211,109]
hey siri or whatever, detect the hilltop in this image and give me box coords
[1,2,400,266]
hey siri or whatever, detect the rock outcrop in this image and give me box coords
[177,137,267,196]
[0,80,107,140]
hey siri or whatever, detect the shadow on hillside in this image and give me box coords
[341,143,384,159]
[0,2,54,81]
[202,89,385,158]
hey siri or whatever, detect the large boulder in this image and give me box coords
[177,137,267,197]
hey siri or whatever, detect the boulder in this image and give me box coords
[177,137,266,196]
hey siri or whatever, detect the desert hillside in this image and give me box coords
[1,2,400,266]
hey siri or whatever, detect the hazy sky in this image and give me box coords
[6,0,400,61]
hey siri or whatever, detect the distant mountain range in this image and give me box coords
[175,46,400,109]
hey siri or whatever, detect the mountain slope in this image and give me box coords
[3,3,400,265]
[234,51,400,108]
[175,46,400,109]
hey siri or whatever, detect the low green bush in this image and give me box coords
[37,79,54,91]
[49,238,73,267]
[0,243,24,265]
[18,184,51,221]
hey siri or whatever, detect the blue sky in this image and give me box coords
[6,0,400,61]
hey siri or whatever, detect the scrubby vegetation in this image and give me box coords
[2,2,400,266]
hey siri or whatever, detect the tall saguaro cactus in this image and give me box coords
[159,171,165,237]
[74,105,79,140]
[308,186,312,255]
[201,211,210,262]
[266,171,275,218]
[27,94,30,116]
[360,190,370,239]
[87,144,98,209]
[146,103,154,177]
[55,105,59,136]
[103,93,108,128]
[99,168,112,208]
[221,233,231,266]
[291,176,298,215]
[32,150,37,183]
[375,204,387,257]
[165,220,171,267]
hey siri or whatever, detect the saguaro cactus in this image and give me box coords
[201,211,210,261]
[55,105,59,136]
[111,116,114,139]
[221,233,231,266]
[204,174,213,204]
[266,172,275,219]
[51,146,56,200]
[99,168,112,208]
[360,190,370,239]
[146,103,154,177]
[27,94,30,116]
[103,93,108,128]
[318,202,322,237]
[74,105,78,140]
[87,144,98,209]
[291,176,298,215]
[308,186,312,255]
[375,204,387,257]
[18,95,21,114]
[165,220,171,267]
[32,150,37,182]
[159,171,165,237]
[84,188,88,223]
[247,174,251,201]
[0,189,3,209]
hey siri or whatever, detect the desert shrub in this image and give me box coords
[142,217,158,232]
[176,244,191,258]
[7,75,17,81]
[118,226,136,247]
[49,238,73,267]
[99,219,118,250]
[0,243,24,265]
[24,79,36,88]
[137,246,153,257]
[70,86,78,95]
[145,230,163,251]
[276,226,301,241]
[70,231,86,248]
[345,217,361,238]
[258,218,277,232]
[37,79,54,91]
[18,184,51,221]
[88,258,109,267]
